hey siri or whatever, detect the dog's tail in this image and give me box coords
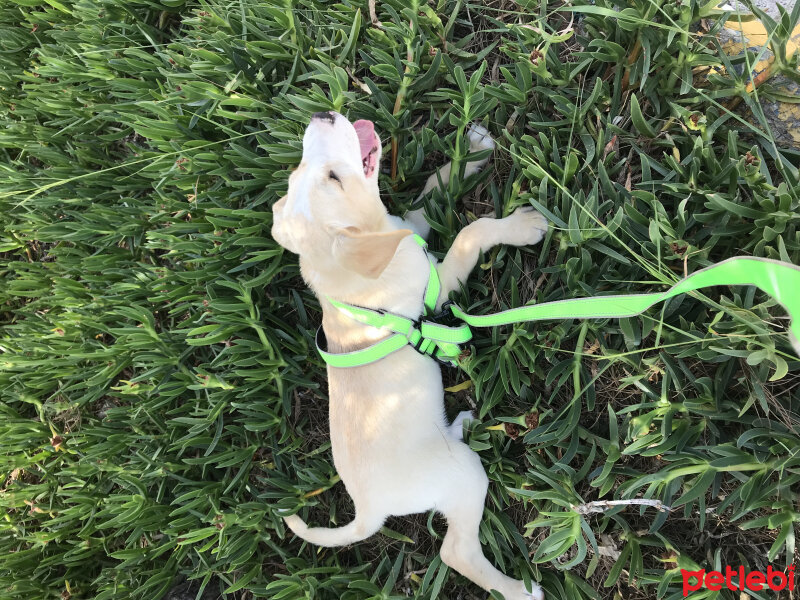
[283,512,384,547]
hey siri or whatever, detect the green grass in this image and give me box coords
[1,0,800,599]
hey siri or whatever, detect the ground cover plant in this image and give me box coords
[1,0,800,598]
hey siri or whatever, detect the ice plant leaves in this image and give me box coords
[1,0,799,599]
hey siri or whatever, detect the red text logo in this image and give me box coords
[681,565,795,596]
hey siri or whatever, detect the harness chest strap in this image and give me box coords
[316,235,800,368]
[317,235,470,367]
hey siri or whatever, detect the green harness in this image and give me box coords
[316,234,800,368]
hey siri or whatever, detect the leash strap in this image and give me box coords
[317,237,800,368]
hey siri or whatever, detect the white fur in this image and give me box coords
[272,112,548,600]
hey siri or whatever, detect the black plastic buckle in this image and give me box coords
[431,300,455,321]
[409,315,426,349]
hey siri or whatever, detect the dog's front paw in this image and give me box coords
[467,123,495,153]
[504,206,549,247]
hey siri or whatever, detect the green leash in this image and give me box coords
[316,235,800,368]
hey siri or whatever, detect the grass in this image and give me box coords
[1,0,800,599]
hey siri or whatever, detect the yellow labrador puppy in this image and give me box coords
[272,111,547,600]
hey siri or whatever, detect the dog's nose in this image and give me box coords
[311,111,336,124]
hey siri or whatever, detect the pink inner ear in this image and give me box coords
[352,119,379,177]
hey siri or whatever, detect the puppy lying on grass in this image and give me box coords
[272,111,548,600]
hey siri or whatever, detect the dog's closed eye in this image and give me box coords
[328,170,342,186]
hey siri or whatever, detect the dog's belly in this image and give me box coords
[327,348,454,511]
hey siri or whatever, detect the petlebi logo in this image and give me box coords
[682,565,795,596]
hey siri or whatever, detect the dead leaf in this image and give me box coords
[444,380,473,393]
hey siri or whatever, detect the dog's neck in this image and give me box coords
[300,237,429,354]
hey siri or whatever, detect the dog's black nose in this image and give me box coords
[311,111,336,124]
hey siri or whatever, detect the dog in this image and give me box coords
[271,111,548,600]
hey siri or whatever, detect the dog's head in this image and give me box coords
[271,111,411,280]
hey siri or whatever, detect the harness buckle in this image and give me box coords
[431,300,455,321]
[409,321,435,358]
[412,333,426,353]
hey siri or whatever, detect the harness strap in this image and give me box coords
[317,234,467,366]
[316,328,411,368]
[316,235,800,368]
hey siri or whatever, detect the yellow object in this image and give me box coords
[720,16,800,145]
[444,380,473,393]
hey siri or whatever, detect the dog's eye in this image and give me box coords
[328,170,342,185]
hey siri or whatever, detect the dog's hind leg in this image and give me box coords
[397,124,496,240]
[438,452,544,600]
[283,509,385,547]
[448,410,475,440]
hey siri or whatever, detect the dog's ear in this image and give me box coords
[271,195,297,253]
[333,227,412,279]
